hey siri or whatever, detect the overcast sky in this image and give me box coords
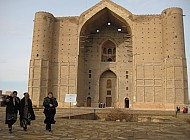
[0,0,189,98]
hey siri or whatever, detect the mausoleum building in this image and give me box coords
[29,0,189,110]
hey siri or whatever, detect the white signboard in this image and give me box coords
[65,94,77,103]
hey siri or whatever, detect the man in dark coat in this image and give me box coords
[20,92,35,131]
[5,91,20,133]
[43,92,58,132]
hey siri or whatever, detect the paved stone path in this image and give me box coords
[0,108,190,140]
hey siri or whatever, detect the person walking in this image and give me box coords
[5,91,20,133]
[43,92,58,132]
[20,92,35,131]
[176,105,180,113]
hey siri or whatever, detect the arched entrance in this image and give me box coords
[125,98,129,108]
[77,6,132,108]
[87,97,91,107]
[99,70,117,107]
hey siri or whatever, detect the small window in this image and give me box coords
[126,71,128,74]
[126,87,128,90]
[126,75,128,79]
[107,90,111,95]
[89,70,91,73]
[89,74,91,78]
[107,79,112,88]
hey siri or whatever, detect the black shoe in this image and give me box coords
[24,127,27,131]
[49,129,52,132]
[9,128,12,133]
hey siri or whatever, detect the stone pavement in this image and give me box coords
[0,107,190,140]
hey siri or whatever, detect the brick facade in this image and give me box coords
[29,0,188,110]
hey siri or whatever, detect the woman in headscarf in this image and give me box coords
[43,92,58,132]
[5,91,20,133]
[20,92,35,131]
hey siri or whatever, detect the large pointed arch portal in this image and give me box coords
[77,6,132,107]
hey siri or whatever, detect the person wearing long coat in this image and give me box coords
[5,91,20,133]
[20,92,35,131]
[43,92,58,132]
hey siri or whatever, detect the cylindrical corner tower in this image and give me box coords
[162,8,185,58]
[162,8,188,109]
[29,12,55,106]
[31,12,54,60]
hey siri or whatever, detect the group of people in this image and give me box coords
[176,105,188,114]
[5,91,58,133]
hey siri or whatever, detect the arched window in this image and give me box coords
[107,79,112,88]
[108,49,112,54]
[87,97,91,107]
[125,98,129,108]
[101,40,116,62]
